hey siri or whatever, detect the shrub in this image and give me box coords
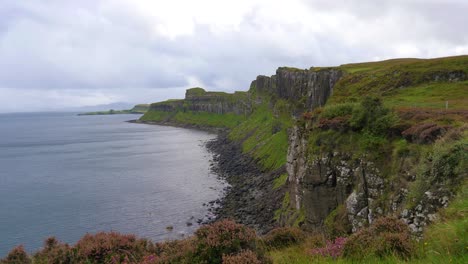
[309,237,347,259]
[324,205,351,238]
[263,227,306,249]
[33,237,72,264]
[349,96,398,135]
[222,250,262,264]
[0,245,31,264]
[193,219,261,264]
[320,103,356,119]
[343,216,414,260]
[150,239,196,264]
[74,232,151,263]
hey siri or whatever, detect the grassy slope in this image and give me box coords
[334,55,468,109]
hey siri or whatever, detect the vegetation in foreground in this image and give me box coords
[2,193,466,264]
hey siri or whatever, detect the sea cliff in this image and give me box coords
[139,56,468,236]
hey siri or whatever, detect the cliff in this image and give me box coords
[139,55,468,237]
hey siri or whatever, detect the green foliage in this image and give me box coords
[173,111,246,128]
[319,103,356,119]
[393,139,410,157]
[420,182,468,260]
[334,55,468,109]
[273,173,288,190]
[274,191,291,221]
[230,103,292,170]
[186,87,207,96]
[263,227,307,249]
[348,97,398,135]
[140,110,173,122]
[407,133,468,207]
[324,205,351,238]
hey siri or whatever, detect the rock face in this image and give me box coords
[286,126,386,231]
[148,88,252,115]
[251,68,344,111]
[184,88,252,115]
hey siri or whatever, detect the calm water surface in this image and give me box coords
[0,112,224,255]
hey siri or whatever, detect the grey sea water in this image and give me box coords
[0,112,224,255]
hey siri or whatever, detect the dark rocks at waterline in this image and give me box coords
[205,132,285,234]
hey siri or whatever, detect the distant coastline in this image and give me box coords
[78,104,149,116]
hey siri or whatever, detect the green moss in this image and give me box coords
[173,111,246,128]
[333,55,468,109]
[186,87,206,96]
[292,209,305,228]
[139,110,173,121]
[273,173,289,190]
[229,101,292,171]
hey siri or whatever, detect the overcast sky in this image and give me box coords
[0,0,467,112]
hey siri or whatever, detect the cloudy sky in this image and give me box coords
[0,0,467,112]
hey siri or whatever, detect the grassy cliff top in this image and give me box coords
[331,55,468,109]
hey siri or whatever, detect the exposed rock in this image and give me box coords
[251,68,344,112]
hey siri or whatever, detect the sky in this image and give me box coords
[0,0,467,112]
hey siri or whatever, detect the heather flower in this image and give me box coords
[309,237,347,259]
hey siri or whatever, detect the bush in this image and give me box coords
[263,227,306,249]
[320,103,356,119]
[343,216,414,260]
[193,219,261,264]
[1,245,31,264]
[33,237,72,264]
[309,237,347,259]
[222,250,262,264]
[349,97,398,135]
[149,239,195,264]
[324,205,351,238]
[74,232,151,263]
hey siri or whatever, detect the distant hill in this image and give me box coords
[78,104,150,116]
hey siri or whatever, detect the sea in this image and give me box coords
[0,112,225,255]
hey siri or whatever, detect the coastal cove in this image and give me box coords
[0,112,226,255]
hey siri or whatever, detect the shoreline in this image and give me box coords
[129,119,284,234]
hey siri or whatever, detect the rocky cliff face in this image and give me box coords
[286,126,378,231]
[251,68,344,111]
[184,88,252,115]
[148,88,252,115]
[285,123,465,235]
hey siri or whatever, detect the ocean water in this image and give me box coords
[0,112,224,255]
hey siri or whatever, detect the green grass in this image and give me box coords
[140,110,246,128]
[332,55,468,108]
[139,110,173,121]
[383,81,468,109]
[273,173,289,189]
[173,111,246,128]
[229,102,293,170]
